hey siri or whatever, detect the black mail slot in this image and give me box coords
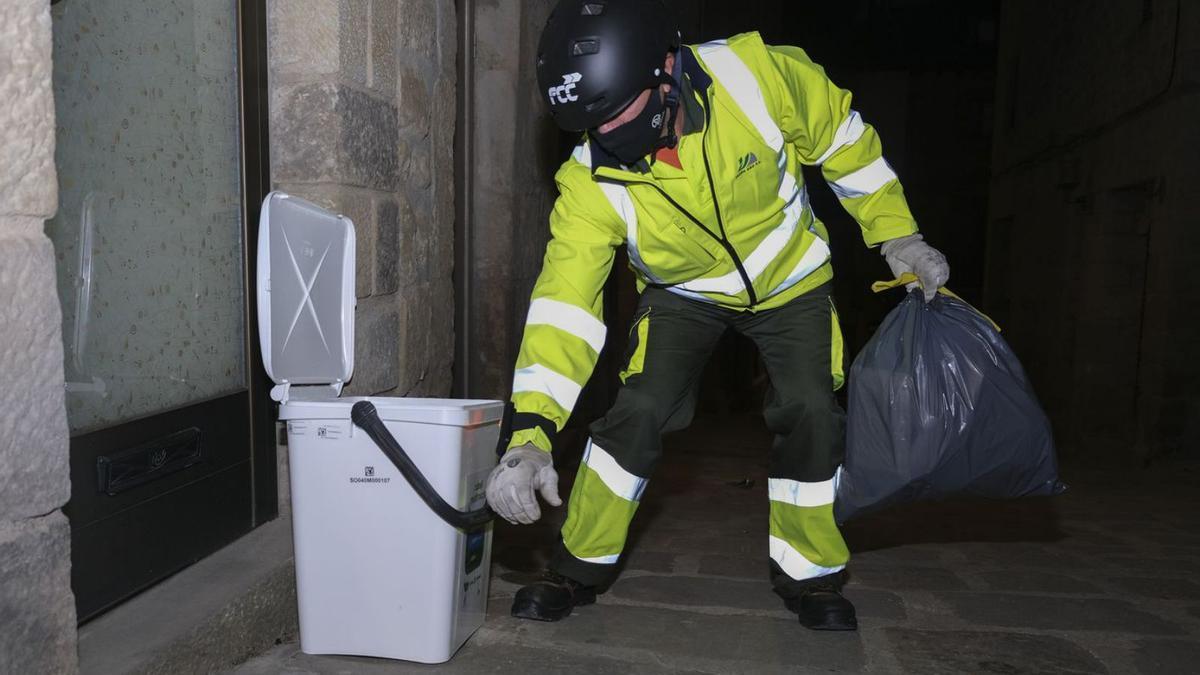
[96,428,203,496]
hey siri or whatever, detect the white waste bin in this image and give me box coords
[258,192,500,663]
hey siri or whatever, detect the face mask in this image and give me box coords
[591,88,676,166]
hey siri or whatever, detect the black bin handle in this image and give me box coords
[351,401,495,530]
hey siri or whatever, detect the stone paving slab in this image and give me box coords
[607,574,906,621]
[696,553,767,579]
[609,574,782,612]
[971,569,1102,594]
[1129,531,1200,547]
[953,543,1091,570]
[941,592,1186,634]
[884,628,1107,674]
[1109,576,1200,601]
[1105,556,1200,575]
[502,603,868,672]
[621,550,679,574]
[847,565,968,591]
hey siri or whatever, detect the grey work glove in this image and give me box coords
[881,233,950,302]
[486,443,561,525]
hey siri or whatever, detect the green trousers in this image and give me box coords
[551,284,851,596]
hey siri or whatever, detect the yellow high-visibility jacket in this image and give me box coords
[509,32,919,453]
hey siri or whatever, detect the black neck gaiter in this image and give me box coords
[591,92,669,165]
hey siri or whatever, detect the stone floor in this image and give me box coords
[232,415,1200,674]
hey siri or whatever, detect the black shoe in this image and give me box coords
[784,583,858,631]
[511,571,597,622]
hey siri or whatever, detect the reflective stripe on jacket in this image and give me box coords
[510,32,919,452]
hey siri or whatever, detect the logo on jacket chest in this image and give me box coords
[735,152,760,178]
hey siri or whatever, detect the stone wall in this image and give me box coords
[986,0,1200,462]
[0,1,79,673]
[268,0,457,398]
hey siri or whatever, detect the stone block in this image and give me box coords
[431,69,456,240]
[397,0,438,60]
[432,145,455,260]
[270,82,341,183]
[345,298,399,395]
[0,513,79,675]
[369,0,397,97]
[338,0,370,86]
[269,0,374,86]
[426,278,454,394]
[885,629,1104,675]
[374,197,399,295]
[267,0,340,78]
[274,184,377,299]
[0,236,70,520]
[429,210,454,286]
[943,592,1184,634]
[398,62,432,138]
[336,87,401,191]
[398,285,432,394]
[271,82,399,191]
[395,191,423,287]
[0,215,46,242]
[0,0,57,216]
[436,0,457,78]
[397,133,433,191]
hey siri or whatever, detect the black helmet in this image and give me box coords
[537,0,680,132]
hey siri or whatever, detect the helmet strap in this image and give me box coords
[654,48,684,151]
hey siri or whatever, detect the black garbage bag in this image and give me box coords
[834,280,1065,523]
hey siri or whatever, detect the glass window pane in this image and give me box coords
[47,0,246,434]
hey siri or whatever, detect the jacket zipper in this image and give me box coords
[698,104,758,306]
[600,113,759,307]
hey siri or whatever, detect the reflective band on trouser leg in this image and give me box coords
[560,440,648,565]
[767,477,849,581]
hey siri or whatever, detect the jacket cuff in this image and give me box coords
[508,427,554,454]
[505,411,557,454]
[864,222,920,249]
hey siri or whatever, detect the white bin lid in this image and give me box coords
[257,192,356,398]
[279,397,504,427]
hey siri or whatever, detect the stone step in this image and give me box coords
[77,518,296,675]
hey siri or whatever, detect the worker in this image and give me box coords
[485,0,949,631]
